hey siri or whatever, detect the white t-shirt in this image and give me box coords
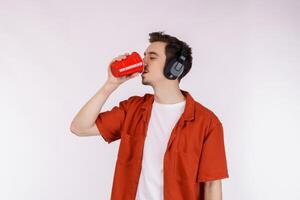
[135,98,186,200]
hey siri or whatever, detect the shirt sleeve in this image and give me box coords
[196,121,229,182]
[95,97,130,144]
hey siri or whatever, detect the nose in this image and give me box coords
[142,59,147,67]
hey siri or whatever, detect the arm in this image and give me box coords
[70,53,139,136]
[70,82,119,136]
[204,180,223,200]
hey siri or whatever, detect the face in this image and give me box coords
[141,41,167,86]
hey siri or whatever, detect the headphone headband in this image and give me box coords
[178,47,187,62]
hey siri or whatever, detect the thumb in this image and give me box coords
[129,72,139,78]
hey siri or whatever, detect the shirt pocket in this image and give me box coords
[174,150,199,182]
[117,132,142,165]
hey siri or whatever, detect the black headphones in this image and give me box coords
[163,47,187,80]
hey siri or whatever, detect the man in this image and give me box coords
[70,31,229,200]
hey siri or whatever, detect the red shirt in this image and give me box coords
[95,89,229,200]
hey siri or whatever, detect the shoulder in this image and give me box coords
[194,100,223,128]
[121,93,149,107]
[125,93,148,103]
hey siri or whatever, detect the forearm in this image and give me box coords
[71,81,119,130]
[204,180,222,200]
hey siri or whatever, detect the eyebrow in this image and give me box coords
[143,51,159,57]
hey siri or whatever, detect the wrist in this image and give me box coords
[103,81,119,91]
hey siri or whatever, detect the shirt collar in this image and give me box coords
[141,89,195,124]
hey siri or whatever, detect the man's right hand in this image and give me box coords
[70,53,140,137]
[106,52,140,86]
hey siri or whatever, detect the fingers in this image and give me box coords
[127,72,139,79]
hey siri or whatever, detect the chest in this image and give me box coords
[119,111,206,166]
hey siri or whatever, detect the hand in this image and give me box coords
[106,52,140,86]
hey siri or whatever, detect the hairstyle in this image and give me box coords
[148,31,193,83]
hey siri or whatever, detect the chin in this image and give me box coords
[142,78,151,86]
[142,80,150,85]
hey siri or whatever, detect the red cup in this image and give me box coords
[110,52,144,77]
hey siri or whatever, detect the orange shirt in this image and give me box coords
[95,89,229,200]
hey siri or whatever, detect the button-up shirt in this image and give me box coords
[95,89,229,200]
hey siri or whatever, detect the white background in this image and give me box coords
[1,0,299,199]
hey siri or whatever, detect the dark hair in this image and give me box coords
[148,31,193,83]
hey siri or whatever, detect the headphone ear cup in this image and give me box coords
[164,58,178,80]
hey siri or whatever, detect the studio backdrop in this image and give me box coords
[0,0,299,199]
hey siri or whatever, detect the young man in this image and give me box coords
[70,31,229,200]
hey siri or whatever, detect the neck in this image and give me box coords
[152,82,186,104]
